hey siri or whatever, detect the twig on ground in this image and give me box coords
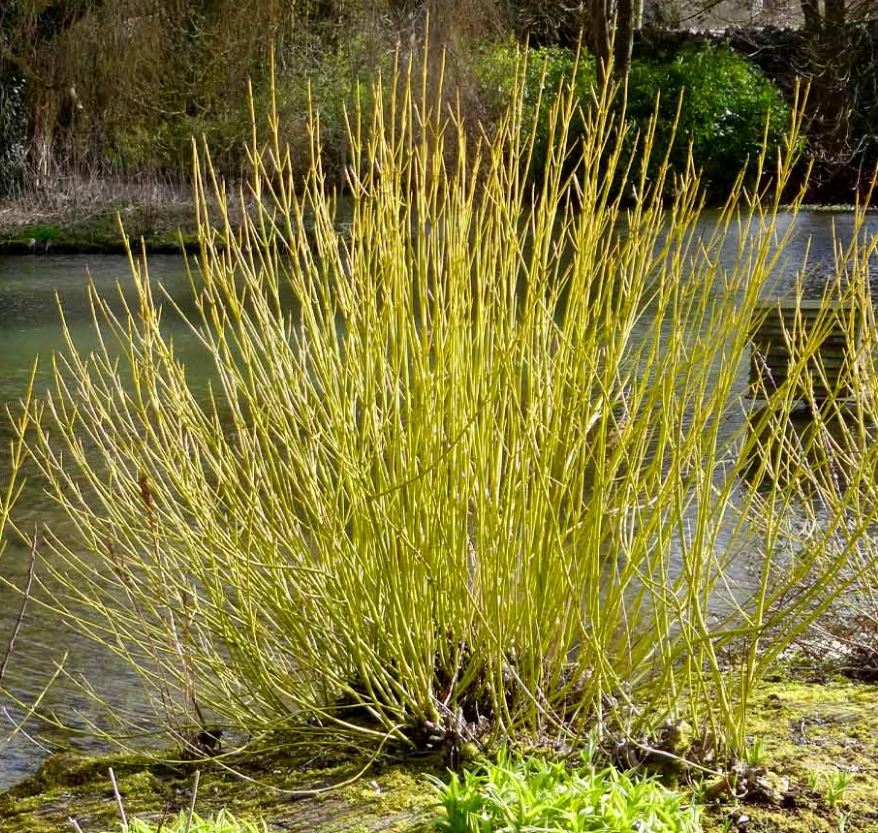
[184,770,201,833]
[109,767,128,828]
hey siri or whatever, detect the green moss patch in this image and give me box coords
[702,679,878,832]
[0,747,439,833]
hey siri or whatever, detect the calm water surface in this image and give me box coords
[0,253,204,787]
[1,209,876,788]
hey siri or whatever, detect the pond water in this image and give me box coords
[0,253,207,788]
[0,209,877,788]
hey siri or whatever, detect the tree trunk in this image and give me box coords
[588,0,610,88]
[801,0,821,32]
[825,0,845,24]
[614,0,634,79]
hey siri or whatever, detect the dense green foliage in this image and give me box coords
[626,46,791,192]
[432,751,701,833]
[109,51,377,182]
[476,41,597,181]
[475,41,790,193]
[0,0,381,184]
[0,0,789,197]
[3,1,878,204]
[0,0,498,186]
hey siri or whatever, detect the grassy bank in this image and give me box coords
[0,745,439,833]
[0,180,203,254]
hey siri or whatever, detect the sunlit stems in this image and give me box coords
[14,51,877,766]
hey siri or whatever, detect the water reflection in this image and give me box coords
[0,253,202,787]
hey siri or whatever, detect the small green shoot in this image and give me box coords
[805,769,855,809]
[110,812,265,832]
[744,737,766,767]
[825,770,854,808]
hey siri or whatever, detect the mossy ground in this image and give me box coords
[0,745,441,833]
[3,677,875,833]
[701,676,878,832]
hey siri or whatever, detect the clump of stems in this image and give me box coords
[18,57,878,763]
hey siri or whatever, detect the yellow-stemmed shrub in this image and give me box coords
[19,60,878,763]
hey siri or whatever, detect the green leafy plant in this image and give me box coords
[475,40,596,181]
[744,737,766,767]
[625,45,791,193]
[804,764,855,809]
[103,810,265,832]
[431,751,701,833]
[476,43,791,195]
